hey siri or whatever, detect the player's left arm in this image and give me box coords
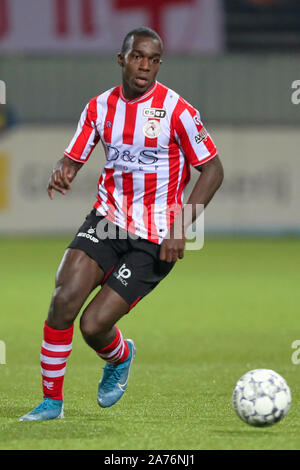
[159,155,224,262]
[160,104,224,262]
[184,154,224,219]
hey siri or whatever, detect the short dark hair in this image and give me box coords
[121,27,163,55]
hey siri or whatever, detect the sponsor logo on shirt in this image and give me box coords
[143,108,166,118]
[106,146,159,165]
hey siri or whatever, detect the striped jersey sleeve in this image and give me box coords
[64,96,100,162]
[173,99,217,167]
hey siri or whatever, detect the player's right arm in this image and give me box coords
[47,156,83,200]
[47,96,99,200]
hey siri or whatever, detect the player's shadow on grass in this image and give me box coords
[0,406,29,418]
[63,407,122,423]
[212,429,278,437]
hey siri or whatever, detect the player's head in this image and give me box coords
[118,27,163,100]
[121,27,163,60]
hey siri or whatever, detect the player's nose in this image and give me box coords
[138,57,151,71]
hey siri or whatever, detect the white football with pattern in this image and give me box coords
[232,369,291,426]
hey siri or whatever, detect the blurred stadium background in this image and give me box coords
[0,0,299,236]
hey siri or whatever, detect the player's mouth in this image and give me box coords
[134,76,149,88]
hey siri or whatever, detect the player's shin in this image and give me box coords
[94,326,129,364]
[95,326,136,408]
[40,321,74,400]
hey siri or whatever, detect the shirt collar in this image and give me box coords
[119,81,157,104]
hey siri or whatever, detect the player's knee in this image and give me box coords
[79,310,111,340]
[48,285,80,326]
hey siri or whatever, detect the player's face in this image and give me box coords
[118,35,163,100]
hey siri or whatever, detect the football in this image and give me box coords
[232,369,291,426]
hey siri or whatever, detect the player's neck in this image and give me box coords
[121,81,156,101]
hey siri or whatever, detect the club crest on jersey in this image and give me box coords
[143,108,166,119]
[143,120,162,139]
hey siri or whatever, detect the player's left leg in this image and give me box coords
[80,284,136,408]
[79,241,176,409]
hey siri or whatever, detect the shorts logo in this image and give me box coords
[195,128,208,144]
[113,263,132,286]
[143,120,161,139]
[77,226,99,243]
[143,108,166,119]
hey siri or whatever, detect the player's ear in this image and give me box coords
[117,53,125,68]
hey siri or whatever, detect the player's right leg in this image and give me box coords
[19,248,104,421]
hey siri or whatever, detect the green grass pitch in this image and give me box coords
[0,236,299,450]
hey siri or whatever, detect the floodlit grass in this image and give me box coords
[0,237,299,450]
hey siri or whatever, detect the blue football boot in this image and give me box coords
[98,339,136,408]
[19,398,64,421]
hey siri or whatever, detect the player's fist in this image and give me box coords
[47,156,83,200]
[159,234,185,262]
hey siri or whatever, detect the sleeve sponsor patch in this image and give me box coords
[194,128,208,144]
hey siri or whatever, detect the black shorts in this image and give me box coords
[68,209,175,309]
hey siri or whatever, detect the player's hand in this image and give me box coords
[47,156,82,200]
[159,229,186,263]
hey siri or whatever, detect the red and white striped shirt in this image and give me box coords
[64,81,217,244]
